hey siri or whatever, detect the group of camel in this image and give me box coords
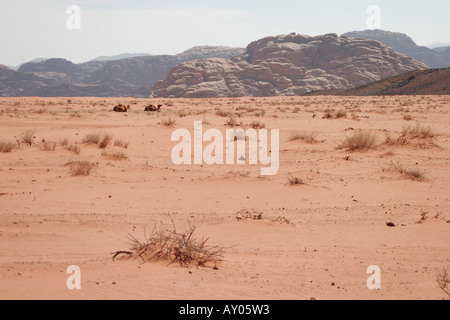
[113,104,162,113]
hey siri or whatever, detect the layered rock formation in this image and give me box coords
[151,33,428,98]
[343,30,450,68]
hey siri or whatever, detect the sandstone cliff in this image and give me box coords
[151,33,429,98]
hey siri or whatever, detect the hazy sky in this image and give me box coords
[0,0,449,66]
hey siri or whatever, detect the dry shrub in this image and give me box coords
[225,116,238,127]
[83,132,113,149]
[21,130,35,146]
[436,268,450,298]
[339,131,378,151]
[287,176,305,186]
[384,162,427,181]
[113,222,225,268]
[289,131,318,144]
[335,110,347,118]
[250,121,266,129]
[66,144,81,155]
[114,139,129,149]
[216,110,231,117]
[83,132,101,145]
[401,124,435,140]
[102,151,128,160]
[160,117,176,127]
[59,138,69,146]
[69,161,97,176]
[0,140,16,153]
[98,133,113,149]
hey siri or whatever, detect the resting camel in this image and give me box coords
[113,104,129,112]
[144,104,162,112]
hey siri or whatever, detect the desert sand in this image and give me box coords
[0,95,449,300]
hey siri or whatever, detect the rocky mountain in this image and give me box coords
[0,46,245,97]
[304,68,450,96]
[342,30,450,68]
[151,33,428,98]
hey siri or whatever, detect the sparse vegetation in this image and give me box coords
[287,176,305,186]
[225,116,238,127]
[69,161,97,176]
[83,132,113,149]
[102,151,128,161]
[401,123,435,140]
[160,117,176,127]
[114,139,129,149]
[113,221,225,268]
[338,131,378,151]
[0,140,16,153]
[384,161,427,181]
[250,121,266,129]
[436,268,450,298]
[289,131,318,144]
[21,130,35,146]
[66,144,81,155]
[98,133,113,149]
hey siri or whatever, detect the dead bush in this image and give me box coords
[338,131,378,151]
[113,221,225,269]
[0,140,16,153]
[69,161,97,176]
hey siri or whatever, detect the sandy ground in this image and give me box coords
[0,95,449,300]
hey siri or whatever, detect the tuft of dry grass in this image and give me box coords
[113,221,225,269]
[401,123,435,140]
[114,139,129,149]
[0,140,16,153]
[66,144,81,155]
[436,268,450,298]
[21,130,35,146]
[83,132,113,149]
[339,131,377,151]
[287,176,305,186]
[83,132,101,145]
[289,131,318,144]
[102,151,128,161]
[69,161,97,176]
[98,133,113,149]
[160,117,176,127]
[384,161,427,181]
[250,121,266,129]
[225,116,238,127]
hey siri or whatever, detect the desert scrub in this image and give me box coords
[83,132,113,149]
[68,161,97,176]
[401,123,435,140]
[250,121,266,129]
[66,144,81,155]
[102,151,128,161]
[21,130,35,146]
[384,161,427,181]
[287,176,306,186]
[0,140,16,153]
[338,131,378,151]
[40,141,57,151]
[159,117,176,127]
[114,139,129,149]
[112,222,225,269]
[289,131,318,144]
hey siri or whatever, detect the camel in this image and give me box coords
[113,104,129,112]
[145,104,162,112]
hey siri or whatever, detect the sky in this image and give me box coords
[0,0,449,66]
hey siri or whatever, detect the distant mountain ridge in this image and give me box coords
[0,46,245,97]
[342,30,450,68]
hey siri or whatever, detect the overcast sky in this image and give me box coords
[0,0,449,66]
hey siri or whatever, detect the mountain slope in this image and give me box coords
[342,30,450,68]
[304,68,450,96]
[151,33,428,98]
